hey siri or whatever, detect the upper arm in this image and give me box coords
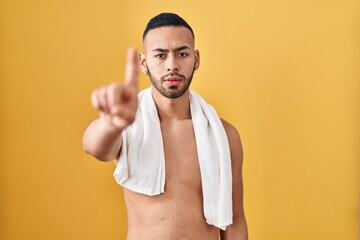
[220,119,248,239]
[221,119,244,220]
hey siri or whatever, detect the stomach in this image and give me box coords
[123,186,219,240]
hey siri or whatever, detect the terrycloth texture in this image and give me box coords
[113,87,233,230]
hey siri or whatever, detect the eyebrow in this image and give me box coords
[151,45,191,53]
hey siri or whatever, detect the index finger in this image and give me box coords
[125,47,139,88]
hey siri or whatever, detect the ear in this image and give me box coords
[139,52,148,75]
[194,50,200,70]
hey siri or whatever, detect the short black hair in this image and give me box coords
[143,13,194,40]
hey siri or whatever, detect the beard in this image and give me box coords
[147,66,195,99]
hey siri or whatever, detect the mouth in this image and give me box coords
[164,77,182,86]
[165,77,181,81]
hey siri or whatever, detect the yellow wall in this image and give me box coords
[1,0,359,239]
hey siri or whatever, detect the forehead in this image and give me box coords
[143,26,195,51]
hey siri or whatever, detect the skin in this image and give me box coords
[82,26,248,240]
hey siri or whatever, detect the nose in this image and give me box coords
[166,55,179,72]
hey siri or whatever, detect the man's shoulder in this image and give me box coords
[220,118,240,140]
[220,118,243,157]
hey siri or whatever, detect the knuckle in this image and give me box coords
[91,90,99,108]
[108,82,122,92]
[107,83,123,100]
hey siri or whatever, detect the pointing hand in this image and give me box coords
[91,48,140,130]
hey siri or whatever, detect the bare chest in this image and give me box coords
[123,120,218,239]
[160,120,201,191]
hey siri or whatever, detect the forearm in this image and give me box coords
[82,117,123,161]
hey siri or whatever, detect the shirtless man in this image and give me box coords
[82,13,248,240]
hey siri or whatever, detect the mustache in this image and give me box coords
[160,72,186,81]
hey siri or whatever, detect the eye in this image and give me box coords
[155,54,165,58]
[178,52,188,57]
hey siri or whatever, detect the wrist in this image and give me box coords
[99,116,124,134]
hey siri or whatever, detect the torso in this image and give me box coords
[123,119,219,240]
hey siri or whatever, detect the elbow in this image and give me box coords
[82,137,114,162]
[83,147,116,162]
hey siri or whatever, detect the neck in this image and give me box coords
[151,87,191,121]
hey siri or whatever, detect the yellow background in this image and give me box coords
[1,0,359,239]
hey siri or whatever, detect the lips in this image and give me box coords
[165,77,182,82]
[164,77,182,86]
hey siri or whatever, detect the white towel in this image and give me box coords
[113,87,233,230]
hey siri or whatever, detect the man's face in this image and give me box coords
[141,26,200,99]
